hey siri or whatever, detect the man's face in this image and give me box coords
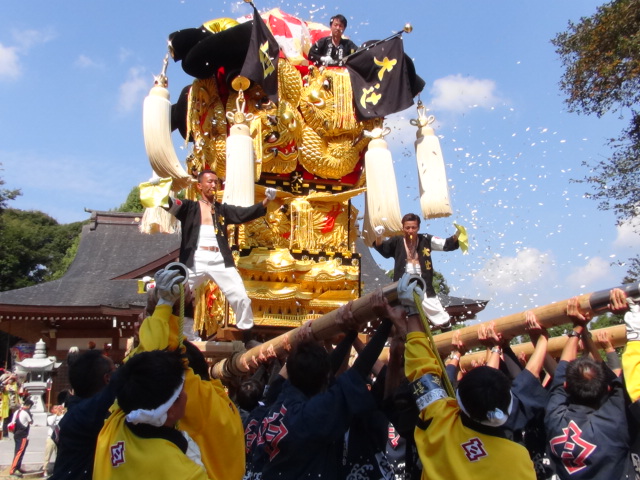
[402,220,419,239]
[330,18,345,40]
[198,173,219,198]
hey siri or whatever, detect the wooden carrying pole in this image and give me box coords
[211,281,639,381]
[432,282,639,357]
[211,282,400,380]
[458,324,626,370]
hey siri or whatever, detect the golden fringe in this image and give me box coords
[187,78,227,178]
[332,69,357,132]
[193,281,225,334]
[290,198,314,250]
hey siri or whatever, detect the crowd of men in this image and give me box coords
[18,266,634,480]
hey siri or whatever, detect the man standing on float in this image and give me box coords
[373,213,459,329]
[166,170,276,330]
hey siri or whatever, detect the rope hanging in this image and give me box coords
[363,127,403,241]
[142,54,193,192]
[412,102,452,219]
[413,289,455,397]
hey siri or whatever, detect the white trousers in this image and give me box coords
[188,250,254,330]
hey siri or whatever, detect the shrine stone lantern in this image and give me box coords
[14,339,61,424]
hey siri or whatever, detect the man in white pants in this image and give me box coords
[372,213,459,329]
[166,170,276,330]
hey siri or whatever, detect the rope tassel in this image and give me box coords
[362,127,403,245]
[412,104,452,219]
[222,89,255,207]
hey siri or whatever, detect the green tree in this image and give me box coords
[0,209,83,291]
[0,165,20,213]
[552,0,640,280]
[116,186,144,213]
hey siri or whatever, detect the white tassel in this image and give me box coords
[363,127,403,239]
[142,78,193,192]
[413,107,452,219]
[222,123,255,207]
[139,206,180,235]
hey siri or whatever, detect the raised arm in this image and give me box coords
[523,310,549,379]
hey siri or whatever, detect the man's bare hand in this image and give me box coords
[609,288,628,313]
[525,310,548,341]
[478,321,502,347]
[566,297,592,325]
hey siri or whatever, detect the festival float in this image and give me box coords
[139,2,640,374]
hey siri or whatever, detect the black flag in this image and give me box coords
[240,6,280,103]
[346,36,414,119]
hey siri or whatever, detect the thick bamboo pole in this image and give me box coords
[458,324,627,370]
[211,281,639,381]
[211,282,399,379]
[433,282,639,357]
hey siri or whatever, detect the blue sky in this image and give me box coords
[1,0,638,322]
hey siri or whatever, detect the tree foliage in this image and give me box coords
[0,165,20,213]
[116,185,144,213]
[552,0,640,280]
[0,209,83,291]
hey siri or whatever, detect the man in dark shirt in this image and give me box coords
[50,350,116,480]
[308,14,358,66]
[165,170,275,330]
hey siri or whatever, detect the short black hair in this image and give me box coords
[401,213,421,226]
[236,379,263,412]
[197,170,218,182]
[183,340,210,381]
[286,340,330,397]
[56,389,70,406]
[117,350,185,414]
[330,14,347,29]
[457,366,511,422]
[565,356,608,406]
[22,398,34,408]
[68,350,114,399]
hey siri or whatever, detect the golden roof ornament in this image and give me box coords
[226,76,254,125]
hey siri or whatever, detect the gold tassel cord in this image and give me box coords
[413,289,455,397]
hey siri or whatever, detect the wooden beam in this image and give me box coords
[209,281,639,381]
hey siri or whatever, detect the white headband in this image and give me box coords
[125,375,185,427]
[456,389,513,427]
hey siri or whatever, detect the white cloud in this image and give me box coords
[613,217,640,250]
[117,67,149,113]
[429,74,502,113]
[0,43,21,80]
[118,47,133,62]
[473,247,554,293]
[14,28,56,50]
[0,28,56,81]
[74,54,105,70]
[565,257,617,290]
